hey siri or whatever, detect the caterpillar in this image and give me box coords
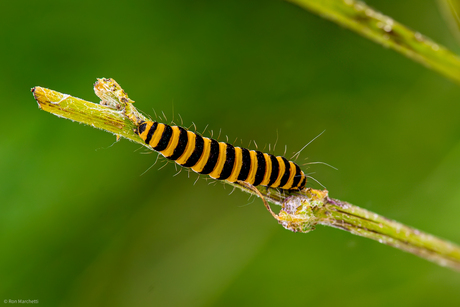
[133,120,307,191]
[93,77,307,193]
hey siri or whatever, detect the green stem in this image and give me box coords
[32,83,295,206]
[277,189,460,271]
[32,86,142,144]
[32,81,149,145]
[322,198,460,270]
[286,0,460,85]
[32,80,460,272]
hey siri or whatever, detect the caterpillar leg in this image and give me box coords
[237,181,278,220]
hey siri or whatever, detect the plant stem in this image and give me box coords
[32,80,460,271]
[277,189,460,271]
[286,0,460,85]
[322,197,460,270]
[32,83,148,145]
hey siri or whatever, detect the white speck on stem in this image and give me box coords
[383,24,392,32]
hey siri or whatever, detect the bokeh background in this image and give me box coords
[2,0,460,306]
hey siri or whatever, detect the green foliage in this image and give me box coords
[2,0,460,306]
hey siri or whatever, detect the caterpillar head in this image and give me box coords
[134,121,147,136]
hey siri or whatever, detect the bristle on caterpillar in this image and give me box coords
[134,120,307,191]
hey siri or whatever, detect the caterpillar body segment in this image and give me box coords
[135,120,307,191]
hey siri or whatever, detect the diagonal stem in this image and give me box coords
[321,198,460,270]
[286,0,460,85]
[32,80,460,272]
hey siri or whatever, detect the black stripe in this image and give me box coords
[237,148,251,181]
[144,122,158,145]
[268,154,279,187]
[298,175,307,190]
[253,151,266,186]
[291,163,302,188]
[200,139,220,174]
[182,134,204,167]
[167,127,188,160]
[278,157,291,188]
[153,124,172,151]
[137,121,147,135]
[218,144,235,180]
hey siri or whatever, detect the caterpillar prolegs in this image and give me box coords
[134,120,307,192]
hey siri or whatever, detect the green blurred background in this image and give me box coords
[2,0,460,306]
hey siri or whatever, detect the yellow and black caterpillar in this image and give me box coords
[93,77,306,192]
[134,121,307,191]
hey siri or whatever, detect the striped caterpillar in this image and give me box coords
[134,120,307,191]
[94,77,307,217]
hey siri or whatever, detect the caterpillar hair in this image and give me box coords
[134,120,307,191]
